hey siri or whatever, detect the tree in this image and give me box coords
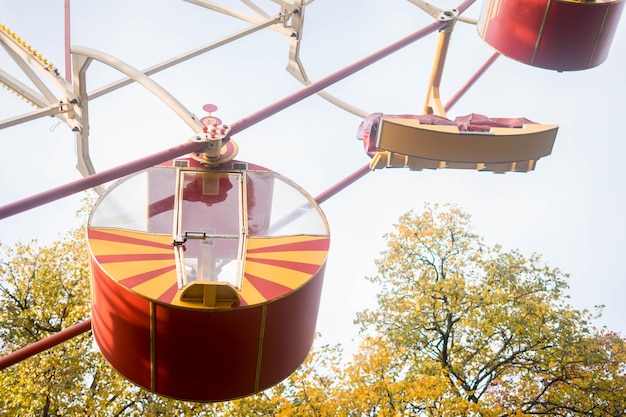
[348,204,626,416]
[0,219,218,416]
[2,204,625,416]
[220,204,626,416]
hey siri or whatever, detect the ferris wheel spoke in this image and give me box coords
[0,60,49,108]
[0,102,74,131]
[0,140,206,220]
[88,16,282,101]
[184,0,293,36]
[240,0,271,18]
[444,52,500,113]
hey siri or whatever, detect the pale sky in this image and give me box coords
[1,0,625,353]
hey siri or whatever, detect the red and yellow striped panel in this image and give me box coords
[88,228,329,309]
[88,228,178,303]
[238,235,330,306]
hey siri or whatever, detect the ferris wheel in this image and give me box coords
[0,0,623,403]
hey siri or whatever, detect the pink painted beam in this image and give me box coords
[315,163,371,205]
[0,21,446,221]
[0,319,92,370]
[229,21,448,135]
[230,0,479,134]
[0,141,206,220]
[0,0,477,221]
[64,0,72,83]
[444,52,499,112]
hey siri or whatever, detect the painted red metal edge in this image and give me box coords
[0,319,92,370]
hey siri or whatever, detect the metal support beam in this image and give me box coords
[184,0,293,35]
[64,0,72,83]
[0,140,206,220]
[0,319,92,371]
[315,164,371,204]
[444,51,500,112]
[0,68,47,108]
[0,102,72,130]
[88,16,283,100]
[423,17,456,117]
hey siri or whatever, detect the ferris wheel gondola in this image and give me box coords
[478,0,625,71]
[88,153,330,401]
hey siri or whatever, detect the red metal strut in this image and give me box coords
[0,319,92,370]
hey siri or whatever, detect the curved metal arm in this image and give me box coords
[71,46,202,132]
[284,0,370,118]
[69,46,203,191]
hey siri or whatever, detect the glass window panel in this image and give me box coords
[90,167,177,233]
[147,168,177,233]
[90,170,149,230]
[246,172,274,237]
[247,172,328,237]
[179,172,243,288]
[180,172,240,236]
[182,238,241,287]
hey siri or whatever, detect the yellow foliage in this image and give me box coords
[2,203,624,416]
[0,224,219,416]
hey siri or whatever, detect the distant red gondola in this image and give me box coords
[478,0,625,71]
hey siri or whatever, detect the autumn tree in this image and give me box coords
[219,204,626,416]
[347,204,626,416]
[0,218,219,416]
[2,204,625,416]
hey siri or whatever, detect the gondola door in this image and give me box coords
[173,171,245,306]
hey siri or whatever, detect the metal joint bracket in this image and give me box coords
[438,9,458,20]
[281,2,301,18]
[438,9,458,32]
[58,99,76,118]
[281,2,303,38]
[191,123,231,159]
[172,231,211,247]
